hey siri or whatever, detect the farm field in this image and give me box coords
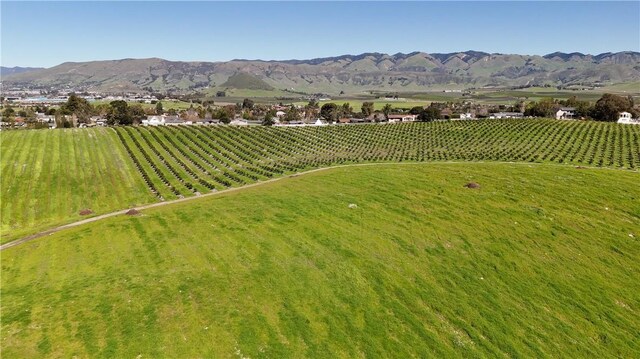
[1,119,639,243]
[283,85,639,106]
[1,163,639,357]
[0,128,155,243]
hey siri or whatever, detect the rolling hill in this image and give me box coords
[3,51,640,94]
[2,119,639,356]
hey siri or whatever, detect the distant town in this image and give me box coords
[1,88,639,130]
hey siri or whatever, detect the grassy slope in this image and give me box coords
[0,128,155,242]
[2,163,639,358]
[220,73,274,91]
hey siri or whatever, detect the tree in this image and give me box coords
[262,109,276,126]
[592,93,634,122]
[106,100,132,125]
[511,100,525,113]
[418,106,440,122]
[129,104,146,125]
[155,101,164,115]
[216,106,234,124]
[2,107,15,127]
[361,102,374,117]
[308,99,319,108]
[283,106,301,123]
[561,96,593,118]
[218,110,230,124]
[23,108,37,126]
[409,106,424,115]
[320,103,338,122]
[242,110,254,120]
[338,103,353,118]
[242,98,254,109]
[524,98,555,118]
[2,107,15,119]
[574,101,594,118]
[55,114,73,128]
[196,106,206,119]
[382,104,393,119]
[305,100,320,120]
[59,93,93,124]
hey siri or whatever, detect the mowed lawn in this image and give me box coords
[0,128,155,243]
[2,163,639,358]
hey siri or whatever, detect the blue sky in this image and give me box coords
[2,1,639,68]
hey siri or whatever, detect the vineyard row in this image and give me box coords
[114,120,640,201]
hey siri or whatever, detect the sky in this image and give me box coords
[1,1,639,68]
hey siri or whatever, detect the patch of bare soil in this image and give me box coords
[464,182,481,189]
[79,209,93,216]
[125,209,141,216]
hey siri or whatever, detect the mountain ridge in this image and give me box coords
[1,66,45,77]
[4,51,639,94]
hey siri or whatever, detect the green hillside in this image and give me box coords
[1,120,639,243]
[221,72,274,90]
[2,164,639,357]
[4,52,640,94]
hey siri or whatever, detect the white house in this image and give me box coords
[459,113,475,120]
[314,119,328,126]
[36,114,56,124]
[142,115,166,126]
[489,112,524,119]
[387,114,417,123]
[555,107,576,120]
[230,119,249,126]
[618,112,640,125]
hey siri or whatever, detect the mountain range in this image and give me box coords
[1,66,45,77]
[3,51,639,95]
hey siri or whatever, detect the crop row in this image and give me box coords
[114,120,640,200]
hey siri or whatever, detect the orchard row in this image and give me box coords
[115,119,640,200]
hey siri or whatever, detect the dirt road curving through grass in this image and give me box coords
[0,161,631,251]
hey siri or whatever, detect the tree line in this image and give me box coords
[523,94,637,121]
[1,92,636,129]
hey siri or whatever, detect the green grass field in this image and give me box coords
[2,120,639,243]
[2,163,639,357]
[0,128,154,242]
[253,84,639,106]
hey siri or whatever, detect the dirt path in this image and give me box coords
[0,162,628,251]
